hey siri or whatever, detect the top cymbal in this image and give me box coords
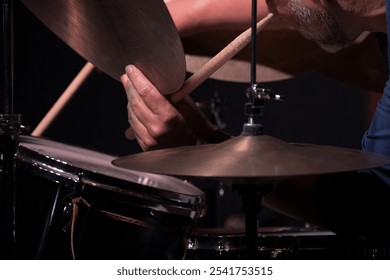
[112,135,390,182]
[21,0,186,95]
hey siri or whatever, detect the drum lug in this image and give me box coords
[61,200,73,233]
[62,173,85,233]
[75,172,85,193]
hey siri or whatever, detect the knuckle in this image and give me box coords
[148,111,181,138]
[128,97,139,111]
[148,124,164,139]
[142,137,158,150]
[130,71,152,98]
[138,85,151,99]
[163,110,180,124]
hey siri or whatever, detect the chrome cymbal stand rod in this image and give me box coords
[1,0,23,259]
[242,0,264,136]
[233,183,272,259]
[235,1,265,260]
[242,1,283,137]
[238,0,284,259]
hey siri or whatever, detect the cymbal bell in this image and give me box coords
[20,0,186,95]
[112,135,390,182]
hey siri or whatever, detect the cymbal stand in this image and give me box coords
[235,0,284,259]
[235,85,281,259]
[1,0,24,259]
[232,183,272,259]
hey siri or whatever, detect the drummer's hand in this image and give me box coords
[121,65,217,151]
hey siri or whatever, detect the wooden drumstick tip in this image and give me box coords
[169,13,274,104]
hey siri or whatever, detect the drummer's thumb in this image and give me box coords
[125,127,136,140]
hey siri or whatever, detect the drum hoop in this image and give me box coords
[188,228,337,251]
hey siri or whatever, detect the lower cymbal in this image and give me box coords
[112,135,390,182]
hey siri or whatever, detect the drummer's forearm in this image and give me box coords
[164,0,274,37]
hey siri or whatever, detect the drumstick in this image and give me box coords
[31,62,95,136]
[169,13,274,104]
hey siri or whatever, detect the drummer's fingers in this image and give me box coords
[121,73,160,150]
[126,99,153,142]
[125,65,173,115]
[134,128,159,151]
[121,76,141,126]
[124,65,185,139]
[122,75,149,138]
[125,107,158,150]
[134,133,151,151]
[122,72,154,128]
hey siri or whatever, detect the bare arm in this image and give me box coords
[164,0,290,37]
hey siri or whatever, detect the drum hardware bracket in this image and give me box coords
[243,84,284,137]
[245,86,284,102]
[244,0,283,132]
[0,114,28,135]
[61,200,74,233]
[60,172,86,233]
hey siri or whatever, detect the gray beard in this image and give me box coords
[287,0,351,52]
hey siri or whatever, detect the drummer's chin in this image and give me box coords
[316,43,348,53]
[316,32,370,53]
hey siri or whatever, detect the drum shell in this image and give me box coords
[15,136,206,259]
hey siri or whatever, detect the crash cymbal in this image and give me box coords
[112,135,390,182]
[183,30,386,92]
[20,0,186,95]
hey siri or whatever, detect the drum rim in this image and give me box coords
[188,227,337,252]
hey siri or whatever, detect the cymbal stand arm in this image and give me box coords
[242,0,266,136]
[243,84,265,136]
[242,0,284,136]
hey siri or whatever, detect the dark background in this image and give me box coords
[3,2,386,231]
[7,1,375,155]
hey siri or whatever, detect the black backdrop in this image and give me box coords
[3,1,377,231]
[8,1,371,156]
